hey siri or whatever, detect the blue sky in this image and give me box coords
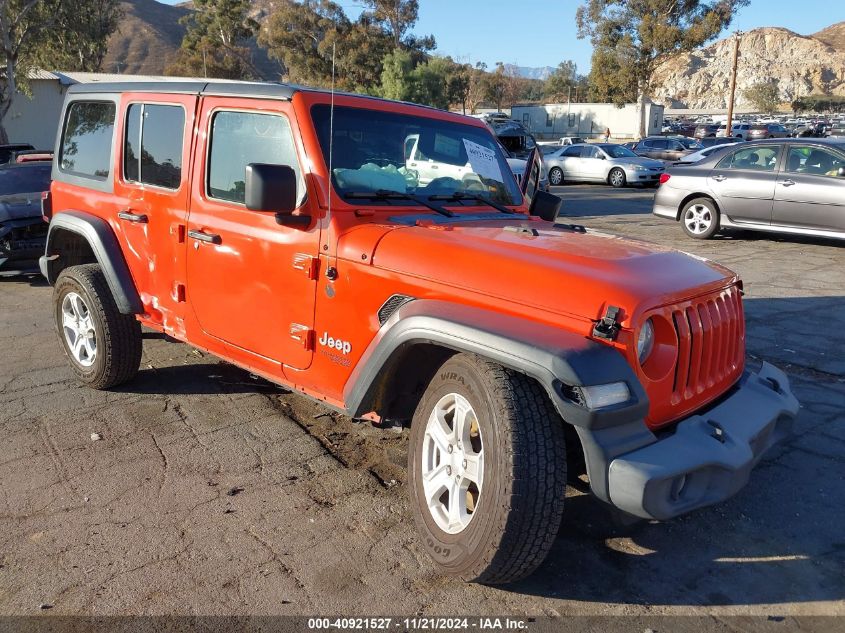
[159,0,839,74]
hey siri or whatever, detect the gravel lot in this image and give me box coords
[1,184,844,618]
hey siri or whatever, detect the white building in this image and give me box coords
[2,71,192,149]
[510,102,664,140]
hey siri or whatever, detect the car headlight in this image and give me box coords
[637,318,655,364]
[632,164,648,171]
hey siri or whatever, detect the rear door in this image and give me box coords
[773,144,845,231]
[113,94,196,327]
[707,144,782,224]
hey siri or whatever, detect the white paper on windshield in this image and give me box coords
[463,139,503,183]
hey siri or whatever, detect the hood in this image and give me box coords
[0,195,41,223]
[608,156,664,169]
[365,220,736,324]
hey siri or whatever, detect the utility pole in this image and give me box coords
[725,32,741,135]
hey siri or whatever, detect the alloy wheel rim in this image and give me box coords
[684,204,712,234]
[550,169,562,185]
[420,393,484,534]
[611,170,623,186]
[61,292,97,367]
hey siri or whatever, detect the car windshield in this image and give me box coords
[311,105,523,207]
[598,144,638,158]
[0,165,51,196]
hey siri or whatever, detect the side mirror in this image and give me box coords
[245,163,309,226]
[529,190,562,222]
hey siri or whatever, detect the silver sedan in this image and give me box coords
[543,143,665,188]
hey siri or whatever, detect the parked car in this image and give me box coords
[698,136,742,149]
[828,121,845,138]
[0,162,51,274]
[672,142,743,164]
[653,138,845,240]
[694,124,720,139]
[14,150,53,163]
[0,143,35,164]
[717,123,752,139]
[543,143,665,187]
[747,123,789,140]
[38,80,798,585]
[632,136,700,161]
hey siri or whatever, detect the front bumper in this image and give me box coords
[606,362,798,520]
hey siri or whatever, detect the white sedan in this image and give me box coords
[543,143,665,188]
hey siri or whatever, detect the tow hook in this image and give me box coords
[592,305,621,341]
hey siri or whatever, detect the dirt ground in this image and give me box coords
[1,185,844,618]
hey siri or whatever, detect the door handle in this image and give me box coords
[781,179,796,187]
[118,210,148,223]
[430,165,439,169]
[712,174,727,182]
[187,229,221,244]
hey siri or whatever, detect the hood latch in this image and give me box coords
[592,305,621,341]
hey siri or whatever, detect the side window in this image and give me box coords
[786,146,845,176]
[207,110,304,206]
[670,141,684,151]
[123,104,185,189]
[562,146,581,157]
[717,146,780,171]
[60,101,116,179]
[652,139,668,149]
[581,146,598,158]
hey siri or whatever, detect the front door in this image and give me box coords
[773,144,845,231]
[707,144,782,224]
[185,98,320,369]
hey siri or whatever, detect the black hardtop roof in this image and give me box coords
[65,80,455,117]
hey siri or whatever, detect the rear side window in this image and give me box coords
[206,110,304,205]
[651,139,668,149]
[717,146,780,171]
[123,104,185,189]
[60,101,116,179]
[562,146,581,157]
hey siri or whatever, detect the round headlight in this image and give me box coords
[637,318,655,364]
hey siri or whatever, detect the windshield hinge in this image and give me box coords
[592,305,621,341]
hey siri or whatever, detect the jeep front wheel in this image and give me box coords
[54,264,142,389]
[408,353,567,584]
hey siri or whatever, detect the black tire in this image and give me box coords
[608,167,626,188]
[548,167,564,186]
[53,264,142,389]
[680,197,720,240]
[408,353,567,584]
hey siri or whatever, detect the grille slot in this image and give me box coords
[669,287,744,405]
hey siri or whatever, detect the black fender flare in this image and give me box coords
[41,211,143,315]
[343,300,655,503]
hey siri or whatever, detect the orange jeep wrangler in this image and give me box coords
[40,81,798,584]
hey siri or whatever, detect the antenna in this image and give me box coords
[327,42,336,223]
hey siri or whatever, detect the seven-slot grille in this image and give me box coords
[669,285,745,406]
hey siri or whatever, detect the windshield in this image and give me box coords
[311,105,522,206]
[598,144,638,158]
[0,165,51,196]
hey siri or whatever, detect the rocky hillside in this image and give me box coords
[652,23,845,109]
[102,0,279,78]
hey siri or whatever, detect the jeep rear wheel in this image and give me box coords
[408,353,567,584]
[54,264,142,389]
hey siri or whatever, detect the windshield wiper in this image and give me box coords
[427,192,514,214]
[344,190,454,217]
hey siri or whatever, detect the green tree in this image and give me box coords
[166,0,259,79]
[576,0,748,137]
[743,81,780,112]
[544,60,578,101]
[362,0,434,51]
[0,0,121,143]
[379,48,414,101]
[407,55,451,110]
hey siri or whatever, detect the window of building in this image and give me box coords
[207,110,304,206]
[60,101,116,179]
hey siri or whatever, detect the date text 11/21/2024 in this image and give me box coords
[306,617,529,630]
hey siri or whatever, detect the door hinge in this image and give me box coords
[293,253,319,280]
[289,324,315,350]
[592,305,622,341]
